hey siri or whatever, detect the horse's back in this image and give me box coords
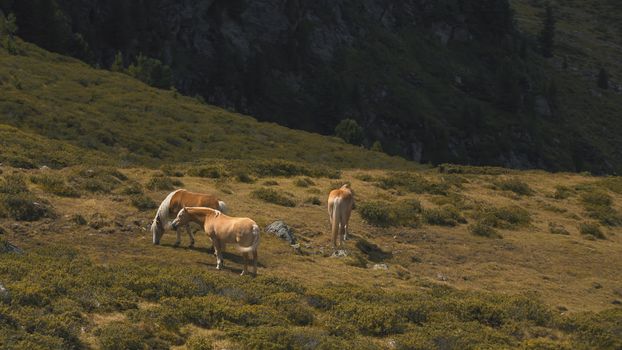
[172,190,220,211]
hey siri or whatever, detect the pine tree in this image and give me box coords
[371,141,383,152]
[111,52,124,72]
[539,4,556,57]
[335,119,364,146]
[598,68,609,90]
[1,12,18,54]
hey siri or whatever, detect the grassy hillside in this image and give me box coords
[1,39,622,349]
[0,39,410,170]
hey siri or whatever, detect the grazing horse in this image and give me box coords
[151,189,227,247]
[328,184,355,248]
[171,207,260,276]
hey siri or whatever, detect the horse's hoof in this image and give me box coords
[216,265,223,270]
[240,271,247,276]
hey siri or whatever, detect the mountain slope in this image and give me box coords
[0,39,410,170]
[1,38,622,349]
[2,0,621,173]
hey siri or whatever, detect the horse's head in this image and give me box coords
[171,207,190,231]
[152,216,165,245]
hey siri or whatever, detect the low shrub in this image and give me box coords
[264,292,315,326]
[469,222,502,238]
[376,172,450,195]
[494,178,533,196]
[121,182,144,195]
[552,185,573,199]
[0,193,55,221]
[96,321,149,350]
[294,177,316,188]
[359,199,421,227]
[160,165,185,177]
[185,335,214,350]
[146,175,183,191]
[332,302,405,336]
[423,205,466,227]
[262,180,279,186]
[30,173,80,197]
[187,165,227,178]
[131,194,158,211]
[235,171,255,183]
[68,167,127,193]
[581,190,612,207]
[252,160,340,179]
[580,190,622,226]
[438,164,511,175]
[578,223,605,239]
[251,188,296,207]
[305,196,321,206]
[0,173,28,194]
[476,206,531,230]
[548,222,570,235]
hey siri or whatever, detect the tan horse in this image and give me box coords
[171,207,260,276]
[327,184,355,248]
[151,189,227,247]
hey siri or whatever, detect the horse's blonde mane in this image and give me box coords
[153,189,184,230]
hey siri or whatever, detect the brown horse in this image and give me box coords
[327,184,355,248]
[171,207,260,276]
[151,189,227,247]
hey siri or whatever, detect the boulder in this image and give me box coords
[265,221,297,245]
[0,239,24,254]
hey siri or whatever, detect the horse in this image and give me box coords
[327,184,355,248]
[171,207,260,276]
[151,189,227,247]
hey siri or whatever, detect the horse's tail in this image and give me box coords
[218,200,228,214]
[331,198,341,241]
[153,189,182,230]
[238,224,260,253]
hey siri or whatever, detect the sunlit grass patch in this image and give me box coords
[251,188,296,207]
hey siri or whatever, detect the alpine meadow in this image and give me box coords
[1,1,622,350]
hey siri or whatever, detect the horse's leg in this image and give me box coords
[252,250,258,276]
[174,226,181,247]
[241,252,249,276]
[214,238,223,270]
[186,225,195,248]
[343,208,352,242]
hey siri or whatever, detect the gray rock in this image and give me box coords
[0,240,24,254]
[372,263,388,270]
[0,282,9,302]
[331,249,348,258]
[265,221,296,245]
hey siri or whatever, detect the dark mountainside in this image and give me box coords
[2,0,621,173]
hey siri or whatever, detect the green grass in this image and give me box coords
[0,39,412,172]
[251,188,296,207]
[1,244,620,349]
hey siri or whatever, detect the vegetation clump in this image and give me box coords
[376,172,450,195]
[469,222,503,238]
[294,177,316,188]
[580,190,622,226]
[359,199,422,227]
[476,206,532,230]
[187,165,227,179]
[423,205,467,227]
[578,223,605,240]
[0,174,55,221]
[251,188,296,207]
[494,178,534,196]
[30,173,80,197]
[146,175,183,191]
